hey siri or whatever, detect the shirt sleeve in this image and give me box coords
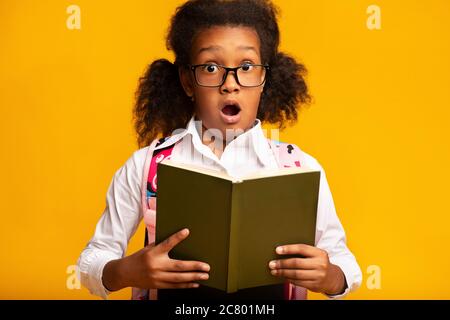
[301,152,363,299]
[76,147,148,299]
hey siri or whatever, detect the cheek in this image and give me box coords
[193,89,219,116]
[195,88,219,109]
[247,91,263,115]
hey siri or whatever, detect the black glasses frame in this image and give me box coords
[188,63,270,88]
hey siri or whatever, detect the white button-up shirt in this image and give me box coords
[77,115,362,300]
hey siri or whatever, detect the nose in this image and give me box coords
[220,70,240,93]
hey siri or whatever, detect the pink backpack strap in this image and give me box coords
[267,138,302,168]
[141,137,178,245]
[140,139,159,224]
[131,137,177,300]
[146,138,178,198]
[267,138,308,300]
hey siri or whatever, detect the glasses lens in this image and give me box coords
[237,65,266,87]
[195,64,225,87]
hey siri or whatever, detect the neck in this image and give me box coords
[194,115,257,158]
[201,124,227,158]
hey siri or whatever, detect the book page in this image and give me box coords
[160,159,237,182]
[161,159,319,183]
[241,166,318,181]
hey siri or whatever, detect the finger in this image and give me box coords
[158,271,209,283]
[157,281,201,289]
[268,258,315,270]
[167,259,210,272]
[270,269,317,281]
[275,244,318,257]
[157,228,190,253]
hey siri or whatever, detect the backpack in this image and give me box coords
[131,136,307,300]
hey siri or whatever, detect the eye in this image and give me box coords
[240,63,254,72]
[201,64,219,73]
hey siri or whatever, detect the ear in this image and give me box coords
[178,67,195,98]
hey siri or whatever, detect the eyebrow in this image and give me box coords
[197,45,258,55]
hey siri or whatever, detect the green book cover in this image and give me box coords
[155,160,320,293]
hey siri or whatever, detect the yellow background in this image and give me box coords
[1,0,449,299]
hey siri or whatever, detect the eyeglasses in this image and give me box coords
[188,63,270,87]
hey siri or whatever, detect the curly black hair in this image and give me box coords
[133,0,311,147]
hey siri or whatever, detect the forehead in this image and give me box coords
[191,26,261,61]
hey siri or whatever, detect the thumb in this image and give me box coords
[157,228,190,254]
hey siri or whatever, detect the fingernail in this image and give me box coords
[271,270,277,275]
[202,265,210,272]
[200,274,209,280]
[193,283,199,288]
[269,261,276,269]
[183,228,189,235]
[276,247,283,254]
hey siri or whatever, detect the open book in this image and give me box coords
[155,159,320,293]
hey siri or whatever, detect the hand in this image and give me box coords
[103,228,210,291]
[268,244,347,295]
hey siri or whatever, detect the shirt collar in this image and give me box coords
[249,118,274,167]
[153,123,190,151]
[154,115,274,167]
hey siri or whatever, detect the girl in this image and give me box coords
[78,0,362,300]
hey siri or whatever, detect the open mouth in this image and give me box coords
[220,100,242,124]
[221,103,241,116]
